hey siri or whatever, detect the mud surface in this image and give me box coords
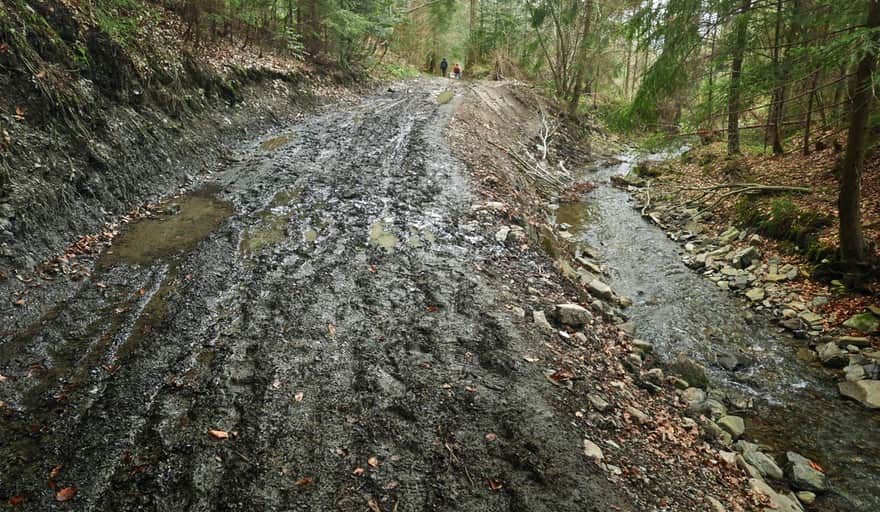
[0,80,636,511]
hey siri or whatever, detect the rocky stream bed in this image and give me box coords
[557,151,880,511]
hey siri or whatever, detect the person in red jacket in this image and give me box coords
[453,63,462,79]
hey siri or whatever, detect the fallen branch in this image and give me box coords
[683,184,813,214]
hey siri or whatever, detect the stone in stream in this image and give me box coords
[731,246,760,269]
[533,310,554,332]
[844,364,867,382]
[707,496,726,512]
[838,379,880,409]
[796,491,816,505]
[583,439,605,462]
[588,393,611,412]
[719,227,740,244]
[720,265,740,276]
[742,450,784,480]
[625,405,651,425]
[683,387,706,407]
[587,279,614,300]
[745,287,765,302]
[703,420,733,446]
[717,415,745,439]
[798,311,823,325]
[668,354,710,389]
[749,479,806,512]
[632,339,653,352]
[842,312,880,333]
[816,342,849,369]
[715,352,740,371]
[555,303,593,326]
[836,336,871,347]
[784,452,829,492]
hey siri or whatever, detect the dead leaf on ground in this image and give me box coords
[96,282,108,289]
[49,464,63,479]
[549,368,575,382]
[488,479,504,491]
[367,456,380,468]
[294,476,314,486]
[208,429,229,440]
[327,323,336,336]
[294,391,304,402]
[9,495,24,507]
[367,497,382,512]
[13,299,25,306]
[809,461,824,473]
[523,355,540,362]
[353,466,365,476]
[485,433,497,441]
[426,304,438,313]
[368,265,378,273]
[55,486,76,502]
[13,106,26,121]
[441,383,452,389]
[465,386,477,393]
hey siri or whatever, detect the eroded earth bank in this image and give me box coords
[0,80,759,511]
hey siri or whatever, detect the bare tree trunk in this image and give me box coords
[727,0,752,156]
[568,0,593,115]
[767,0,785,154]
[624,38,632,100]
[706,22,717,131]
[802,70,819,155]
[839,0,880,269]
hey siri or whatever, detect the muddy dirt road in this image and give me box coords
[0,80,648,511]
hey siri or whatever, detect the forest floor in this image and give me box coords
[0,79,761,511]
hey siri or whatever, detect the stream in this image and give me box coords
[561,152,880,511]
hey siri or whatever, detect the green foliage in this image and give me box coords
[95,0,155,46]
[371,60,421,79]
[735,197,832,251]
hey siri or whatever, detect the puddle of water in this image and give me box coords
[242,212,290,253]
[260,134,292,151]
[101,189,233,267]
[242,189,305,252]
[369,221,398,251]
[555,201,591,234]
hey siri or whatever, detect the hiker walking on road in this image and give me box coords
[440,58,448,77]
[453,63,462,79]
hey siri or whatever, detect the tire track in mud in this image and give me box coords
[1,80,631,511]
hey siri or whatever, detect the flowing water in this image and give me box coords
[564,152,880,511]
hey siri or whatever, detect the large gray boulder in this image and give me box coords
[816,342,848,369]
[668,354,709,389]
[743,450,784,480]
[843,312,880,333]
[838,379,880,409]
[731,246,761,268]
[587,279,614,300]
[555,303,593,326]
[784,452,829,492]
